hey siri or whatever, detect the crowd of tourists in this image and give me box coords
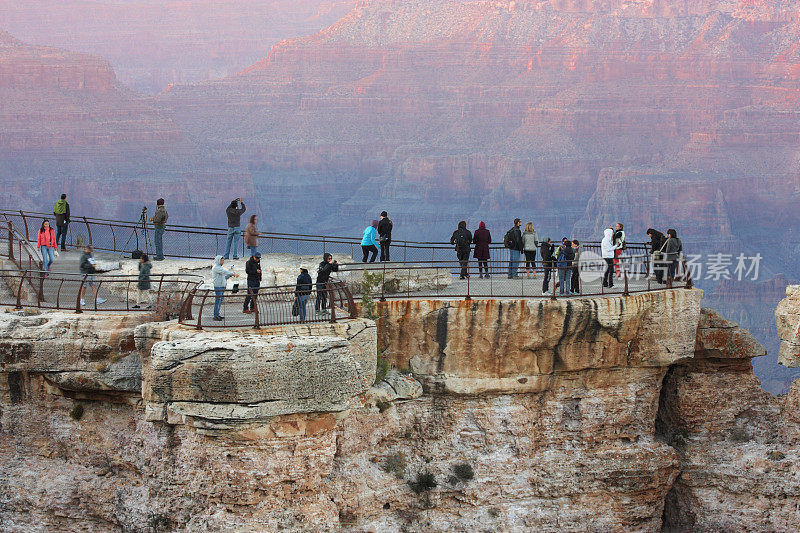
[31,194,683,318]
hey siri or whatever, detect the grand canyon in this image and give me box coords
[2,2,800,385]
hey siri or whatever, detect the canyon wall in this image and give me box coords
[2,286,800,530]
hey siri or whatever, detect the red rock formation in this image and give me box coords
[0,1,357,94]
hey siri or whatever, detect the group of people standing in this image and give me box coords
[360,212,393,262]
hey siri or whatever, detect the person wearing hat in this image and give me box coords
[377,211,393,262]
[295,266,313,321]
[243,252,262,314]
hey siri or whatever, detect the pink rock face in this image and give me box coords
[157,0,800,248]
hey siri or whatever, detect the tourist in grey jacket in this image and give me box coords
[522,222,539,278]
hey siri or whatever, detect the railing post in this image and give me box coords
[253,296,260,329]
[7,222,14,261]
[380,262,387,302]
[550,264,557,301]
[157,274,165,305]
[76,274,87,313]
[623,267,629,296]
[37,271,44,304]
[18,210,29,241]
[196,290,210,330]
[83,216,92,245]
[15,271,27,310]
[329,283,337,323]
[683,257,693,289]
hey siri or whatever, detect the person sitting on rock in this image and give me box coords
[315,253,339,315]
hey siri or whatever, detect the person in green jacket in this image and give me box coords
[134,254,152,309]
[52,194,70,251]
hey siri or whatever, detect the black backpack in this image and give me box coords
[504,229,514,248]
[455,230,470,249]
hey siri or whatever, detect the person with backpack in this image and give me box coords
[647,228,667,283]
[223,198,246,260]
[613,222,626,277]
[52,194,70,251]
[133,254,152,309]
[315,253,339,315]
[295,267,313,321]
[540,238,554,295]
[556,238,575,296]
[571,240,582,294]
[664,229,683,284]
[242,252,262,314]
[37,220,57,274]
[473,221,492,278]
[504,218,523,279]
[522,222,539,278]
[450,221,472,279]
[377,211,393,262]
[149,198,168,261]
[601,227,619,288]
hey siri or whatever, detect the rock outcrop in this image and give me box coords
[776,285,800,368]
[657,308,800,531]
[2,288,800,530]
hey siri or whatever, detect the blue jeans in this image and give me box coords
[246,244,258,257]
[243,280,259,311]
[40,246,54,272]
[298,295,309,321]
[508,249,521,278]
[55,223,68,249]
[558,267,571,295]
[213,287,225,318]
[224,227,240,259]
[154,227,165,259]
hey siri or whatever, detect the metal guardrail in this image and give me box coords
[178,281,357,329]
[0,209,651,264]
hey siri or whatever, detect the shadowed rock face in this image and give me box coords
[657,307,800,531]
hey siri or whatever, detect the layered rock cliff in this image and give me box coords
[3,286,799,530]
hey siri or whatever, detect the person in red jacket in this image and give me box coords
[37,220,57,274]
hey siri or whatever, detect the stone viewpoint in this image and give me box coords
[1,285,799,530]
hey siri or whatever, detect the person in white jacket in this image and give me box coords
[601,227,620,288]
[211,255,238,321]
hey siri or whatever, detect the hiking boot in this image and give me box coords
[213,316,224,321]
[96,298,106,304]
[80,299,85,306]
[133,305,141,309]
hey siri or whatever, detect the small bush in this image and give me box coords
[376,400,392,413]
[383,452,406,479]
[383,278,401,294]
[409,471,437,494]
[453,463,474,482]
[375,350,389,386]
[767,451,786,461]
[730,428,751,443]
[361,271,383,320]
[69,403,84,421]
[144,293,183,323]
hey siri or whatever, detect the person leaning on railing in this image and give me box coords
[571,240,582,295]
[450,221,472,279]
[361,220,380,263]
[149,198,168,261]
[315,253,338,315]
[663,229,683,284]
[378,211,393,262]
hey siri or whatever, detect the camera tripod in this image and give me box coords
[119,206,151,258]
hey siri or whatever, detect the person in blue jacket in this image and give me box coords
[361,220,380,263]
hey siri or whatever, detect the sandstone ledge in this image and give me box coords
[378,289,703,394]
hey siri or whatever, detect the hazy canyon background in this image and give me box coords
[2,0,800,391]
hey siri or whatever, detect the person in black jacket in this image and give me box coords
[450,221,472,279]
[647,228,667,284]
[505,218,523,279]
[377,211,393,262]
[242,252,262,313]
[295,267,313,321]
[315,253,339,314]
[540,238,554,295]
